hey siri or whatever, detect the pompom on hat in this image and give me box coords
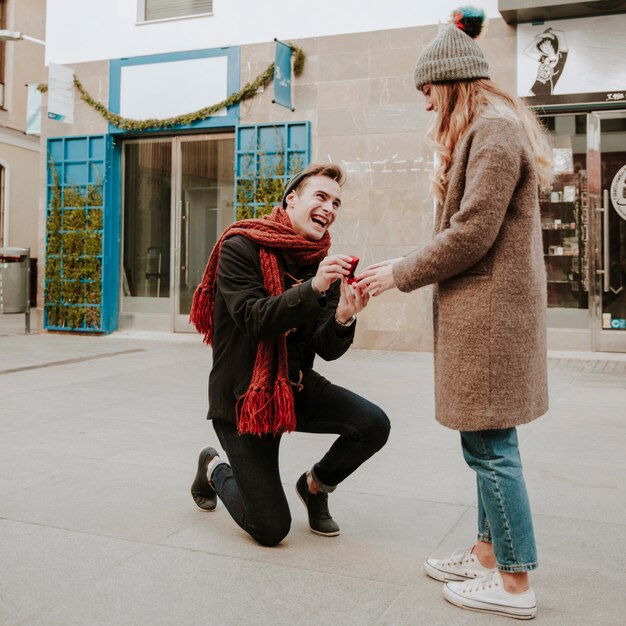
[414,6,489,91]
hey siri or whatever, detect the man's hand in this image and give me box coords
[336,278,370,324]
[357,258,402,297]
[312,254,353,294]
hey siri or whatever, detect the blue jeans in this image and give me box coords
[461,428,538,573]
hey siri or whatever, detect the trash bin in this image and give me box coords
[0,247,29,314]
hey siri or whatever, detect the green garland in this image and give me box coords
[37,43,305,131]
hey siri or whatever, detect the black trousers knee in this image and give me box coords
[210,382,390,546]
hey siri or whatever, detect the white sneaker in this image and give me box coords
[424,547,494,582]
[443,570,537,620]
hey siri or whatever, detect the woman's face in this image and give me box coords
[421,84,436,112]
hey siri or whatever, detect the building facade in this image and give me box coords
[37,0,626,352]
[0,0,45,270]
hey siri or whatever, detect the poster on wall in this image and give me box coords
[517,14,626,106]
[26,84,42,135]
[47,63,75,124]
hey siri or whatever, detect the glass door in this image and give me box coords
[121,138,173,323]
[587,111,626,352]
[172,134,235,331]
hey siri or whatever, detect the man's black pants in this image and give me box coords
[211,382,390,547]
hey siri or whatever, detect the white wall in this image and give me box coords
[45,0,501,65]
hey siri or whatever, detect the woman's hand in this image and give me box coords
[312,254,353,294]
[336,279,370,323]
[357,258,402,297]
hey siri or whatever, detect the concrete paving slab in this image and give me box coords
[522,415,626,471]
[399,507,626,625]
[0,462,197,543]
[0,385,140,417]
[167,490,467,586]
[0,414,183,461]
[551,385,626,409]
[377,585,618,625]
[524,459,626,525]
[0,518,147,625]
[23,545,402,626]
[79,396,209,426]
[0,443,99,496]
[0,325,624,624]
[531,514,626,625]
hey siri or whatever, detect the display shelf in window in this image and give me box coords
[539,170,588,309]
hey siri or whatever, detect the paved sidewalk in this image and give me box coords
[1,314,625,625]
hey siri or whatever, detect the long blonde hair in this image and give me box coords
[426,79,553,204]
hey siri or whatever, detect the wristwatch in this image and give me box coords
[335,313,356,328]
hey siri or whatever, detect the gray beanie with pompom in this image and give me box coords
[414,10,490,91]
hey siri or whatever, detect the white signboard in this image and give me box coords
[517,14,626,105]
[26,85,42,135]
[120,56,228,120]
[611,165,626,222]
[47,63,75,124]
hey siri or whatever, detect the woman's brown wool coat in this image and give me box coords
[393,115,549,432]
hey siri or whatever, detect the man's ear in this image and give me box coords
[285,191,296,208]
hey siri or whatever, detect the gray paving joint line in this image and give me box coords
[0,348,147,376]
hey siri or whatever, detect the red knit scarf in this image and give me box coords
[189,206,330,436]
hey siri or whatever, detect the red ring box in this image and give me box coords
[347,256,360,284]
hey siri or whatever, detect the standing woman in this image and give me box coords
[359,7,552,620]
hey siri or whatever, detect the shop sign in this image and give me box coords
[611,165,626,222]
[273,40,293,110]
[603,314,626,330]
[517,15,626,107]
[48,63,75,124]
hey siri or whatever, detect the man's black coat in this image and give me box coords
[207,235,355,425]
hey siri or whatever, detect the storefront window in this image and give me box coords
[122,139,172,312]
[0,164,4,246]
[539,114,589,327]
[0,0,6,108]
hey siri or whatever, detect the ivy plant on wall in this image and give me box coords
[235,129,305,220]
[45,160,104,331]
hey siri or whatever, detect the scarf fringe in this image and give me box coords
[272,377,296,433]
[236,378,296,436]
[189,285,213,344]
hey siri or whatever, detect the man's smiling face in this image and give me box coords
[285,175,342,241]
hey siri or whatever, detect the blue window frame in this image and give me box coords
[235,122,310,220]
[44,135,119,333]
[109,46,240,135]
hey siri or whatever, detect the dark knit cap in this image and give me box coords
[414,23,489,91]
[281,170,309,208]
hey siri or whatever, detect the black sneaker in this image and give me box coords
[296,472,340,537]
[191,446,219,512]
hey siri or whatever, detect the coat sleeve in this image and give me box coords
[392,120,523,292]
[310,280,355,361]
[217,236,324,340]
